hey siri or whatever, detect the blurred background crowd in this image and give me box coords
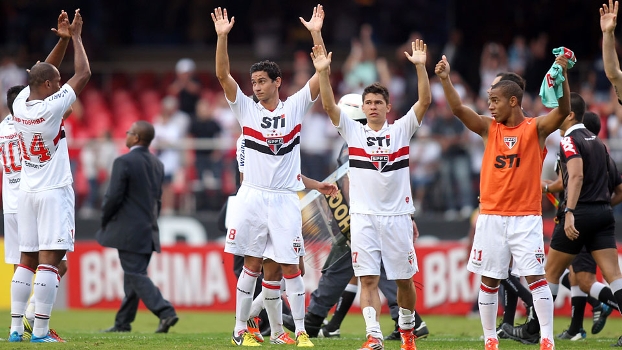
[0,0,619,220]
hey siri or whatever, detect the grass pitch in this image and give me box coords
[2,310,622,349]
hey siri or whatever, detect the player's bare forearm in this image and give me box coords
[215,34,237,101]
[603,31,622,82]
[612,184,622,206]
[45,37,70,69]
[318,69,340,125]
[412,63,431,124]
[440,77,487,135]
[67,35,91,95]
[565,159,583,210]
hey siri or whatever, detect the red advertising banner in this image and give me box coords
[67,241,609,317]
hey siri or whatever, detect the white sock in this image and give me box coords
[10,265,35,335]
[478,283,498,341]
[530,279,554,344]
[284,272,306,334]
[234,266,260,334]
[249,290,264,318]
[32,265,59,338]
[398,307,415,330]
[362,306,382,339]
[590,282,606,300]
[262,280,284,336]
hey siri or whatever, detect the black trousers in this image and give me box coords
[114,250,176,329]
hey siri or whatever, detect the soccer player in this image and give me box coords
[435,50,571,350]
[9,9,90,343]
[311,38,431,350]
[212,4,327,347]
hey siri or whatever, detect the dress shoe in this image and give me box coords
[155,315,179,333]
[103,326,130,333]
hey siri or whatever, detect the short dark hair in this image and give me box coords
[490,80,523,105]
[27,62,57,87]
[6,85,26,115]
[582,111,600,135]
[570,92,586,123]
[135,120,155,146]
[499,72,526,91]
[249,60,282,81]
[362,82,390,104]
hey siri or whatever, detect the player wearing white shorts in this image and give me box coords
[213,5,328,347]
[9,9,90,343]
[311,39,431,350]
[435,50,571,350]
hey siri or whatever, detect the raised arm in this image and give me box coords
[310,45,340,126]
[65,9,91,96]
[403,40,431,123]
[300,4,326,99]
[536,55,570,141]
[435,55,490,136]
[211,7,237,102]
[601,1,622,100]
[45,10,71,68]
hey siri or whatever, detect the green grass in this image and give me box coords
[3,310,622,348]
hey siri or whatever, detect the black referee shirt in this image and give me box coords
[559,124,610,204]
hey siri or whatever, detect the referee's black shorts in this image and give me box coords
[571,247,597,274]
[550,203,615,255]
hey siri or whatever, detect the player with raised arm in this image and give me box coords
[212,4,326,347]
[435,50,570,350]
[311,38,431,350]
[602,0,622,103]
[9,9,90,343]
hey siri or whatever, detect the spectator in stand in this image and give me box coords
[508,35,529,77]
[341,24,377,95]
[300,102,338,181]
[0,54,27,116]
[168,58,201,117]
[479,42,508,100]
[431,102,473,220]
[79,130,119,218]
[189,97,223,206]
[409,125,441,215]
[152,96,189,214]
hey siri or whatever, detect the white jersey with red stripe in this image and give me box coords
[336,108,420,215]
[0,115,21,213]
[12,84,76,192]
[226,83,315,191]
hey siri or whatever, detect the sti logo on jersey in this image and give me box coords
[266,137,284,154]
[504,136,517,149]
[371,154,389,171]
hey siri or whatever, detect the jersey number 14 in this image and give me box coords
[19,133,52,163]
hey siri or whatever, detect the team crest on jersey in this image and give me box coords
[266,137,284,154]
[535,247,545,265]
[504,136,517,149]
[408,250,415,266]
[370,154,389,171]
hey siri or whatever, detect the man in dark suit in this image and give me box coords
[97,120,178,333]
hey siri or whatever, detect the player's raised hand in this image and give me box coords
[69,9,83,37]
[434,55,451,79]
[601,0,619,33]
[555,55,569,72]
[404,39,427,66]
[211,7,235,35]
[51,10,71,39]
[300,4,325,33]
[310,45,331,72]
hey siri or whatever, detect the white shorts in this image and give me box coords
[350,213,418,280]
[18,185,75,252]
[224,185,304,264]
[4,213,19,264]
[467,214,545,280]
